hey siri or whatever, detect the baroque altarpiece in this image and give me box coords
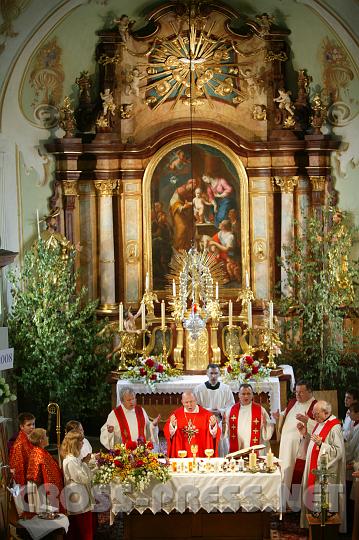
[46,1,339,372]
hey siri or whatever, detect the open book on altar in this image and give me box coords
[225,444,266,459]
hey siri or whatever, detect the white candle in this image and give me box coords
[266,449,274,469]
[247,300,252,329]
[238,457,244,471]
[172,279,176,297]
[228,300,233,327]
[269,300,274,329]
[145,272,149,292]
[36,209,41,239]
[215,282,219,300]
[119,302,123,331]
[141,302,146,330]
[161,300,165,328]
[245,271,249,289]
[249,450,257,469]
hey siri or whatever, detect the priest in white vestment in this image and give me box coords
[224,383,274,455]
[343,388,358,441]
[194,363,234,456]
[273,380,317,491]
[100,385,159,450]
[298,400,346,533]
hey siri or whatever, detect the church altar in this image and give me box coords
[109,466,282,539]
[116,376,281,415]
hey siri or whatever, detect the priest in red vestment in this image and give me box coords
[164,391,221,457]
[9,412,35,486]
[27,428,64,513]
[100,385,160,450]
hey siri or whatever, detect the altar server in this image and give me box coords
[298,400,346,533]
[9,412,35,486]
[273,380,317,490]
[100,385,160,450]
[225,383,274,455]
[164,391,221,457]
[195,363,234,456]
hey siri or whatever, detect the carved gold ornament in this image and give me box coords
[62,181,78,196]
[272,176,299,193]
[94,180,118,196]
[310,176,326,192]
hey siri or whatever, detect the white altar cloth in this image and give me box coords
[110,467,282,515]
[116,376,281,414]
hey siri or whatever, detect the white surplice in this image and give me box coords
[100,404,159,450]
[225,402,274,455]
[300,416,346,533]
[279,397,316,489]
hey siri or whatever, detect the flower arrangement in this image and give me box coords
[120,355,180,389]
[92,440,170,491]
[223,354,270,384]
[0,376,17,407]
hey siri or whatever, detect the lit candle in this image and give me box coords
[249,450,257,469]
[228,300,233,327]
[119,302,123,331]
[161,300,165,328]
[247,300,252,329]
[145,272,149,292]
[172,279,176,297]
[266,449,274,469]
[215,282,219,300]
[141,302,146,330]
[245,271,250,289]
[269,300,274,329]
[36,209,41,239]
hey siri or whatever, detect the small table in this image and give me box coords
[306,513,341,540]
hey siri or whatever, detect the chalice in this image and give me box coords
[178,450,187,473]
[204,448,214,471]
[190,444,199,466]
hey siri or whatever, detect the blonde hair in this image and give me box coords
[28,428,47,446]
[60,430,83,459]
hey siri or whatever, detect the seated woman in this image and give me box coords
[208,220,240,282]
[61,430,94,540]
[27,428,63,513]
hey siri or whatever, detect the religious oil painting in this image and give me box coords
[148,143,244,291]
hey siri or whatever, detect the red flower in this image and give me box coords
[135,460,144,467]
[150,373,157,381]
[245,355,254,365]
[139,367,146,376]
[125,440,137,450]
[156,364,164,373]
[245,373,251,379]
[114,458,123,468]
[146,441,154,450]
[227,365,232,373]
[252,365,259,374]
[145,358,155,368]
[115,449,122,456]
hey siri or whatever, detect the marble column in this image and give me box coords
[94,179,118,312]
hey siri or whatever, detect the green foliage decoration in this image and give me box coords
[278,207,359,391]
[7,240,113,419]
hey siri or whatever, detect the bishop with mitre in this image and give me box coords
[164,391,221,457]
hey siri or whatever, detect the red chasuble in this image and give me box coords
[164,406,221,458]
[9,431,34,485]
[228,402,262,453]
[307,418,341,489]
[27,447,64,511]
[113,405,146,443]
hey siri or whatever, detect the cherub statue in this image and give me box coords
[252,104,267,121]
[125,66,142,97]
[100,88,116,117]
[273,88,295,116]
[113,14,135,42]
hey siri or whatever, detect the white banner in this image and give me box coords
[0,348,14,371]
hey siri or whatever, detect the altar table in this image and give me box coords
[109,465,282,540]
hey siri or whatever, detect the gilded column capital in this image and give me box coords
[272,176,299,193]
[94,180,118,196]
[62,180,78,196]
[310,176,326,192]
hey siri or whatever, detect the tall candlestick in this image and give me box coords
[119,302,123,331]
[141,302,146,330]
[215,282,219,300]
[269,300,274,329]
[247,300,252,329]
[266,449,274,469]
[161,300,165,328]
[36,209,41,239]
[245,271,249,289]
[172,279,176,297]
[145,272,149,292]
[228,300,233,327]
